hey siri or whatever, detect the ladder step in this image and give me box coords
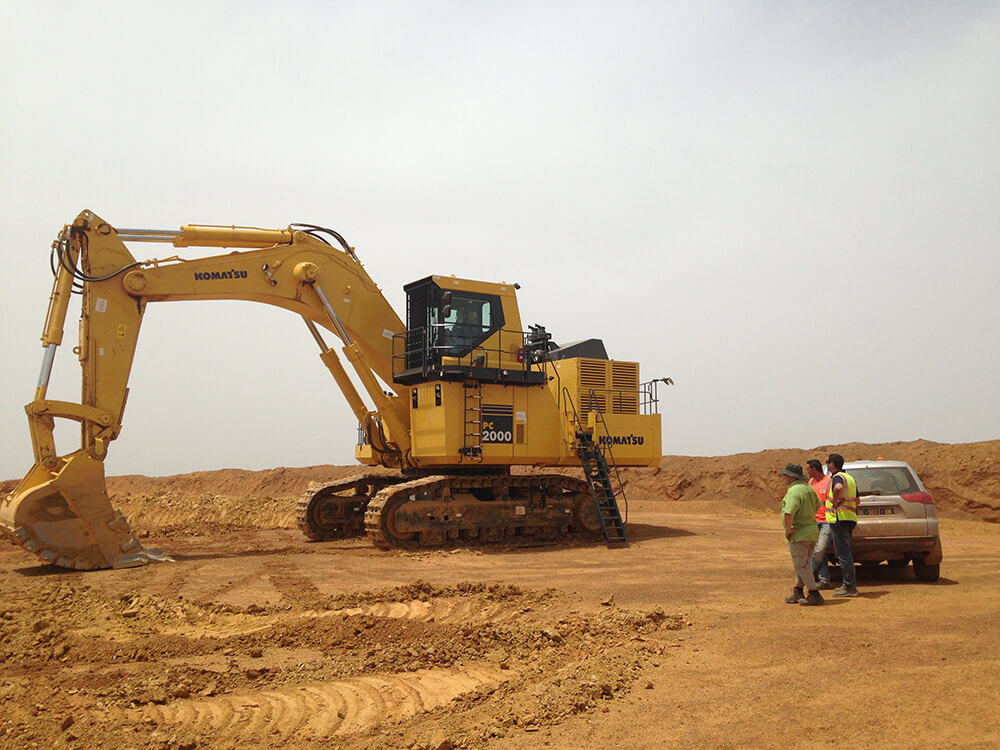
[576,434,626,543]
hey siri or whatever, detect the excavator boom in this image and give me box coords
[1,210,411,568]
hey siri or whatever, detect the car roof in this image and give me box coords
[843,460,913,470]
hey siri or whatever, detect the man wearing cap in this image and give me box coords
[826,453,860,597]
[779,462,824,606]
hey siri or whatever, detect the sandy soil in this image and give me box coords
[1,440,998,749]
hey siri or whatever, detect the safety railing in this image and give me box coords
[391,324,548,382]
[578,386,643,417]
[639,377,673,415]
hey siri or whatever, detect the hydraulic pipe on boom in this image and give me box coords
[1,210,411,569]
[307,278,413,462]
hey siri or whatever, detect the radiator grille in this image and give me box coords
[579,360,607,413]
[611,361,639,414]
[571,358,643,415]
[613,393,638,414]
[611,361,638,389]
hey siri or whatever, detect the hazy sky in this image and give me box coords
[2,1,998,479]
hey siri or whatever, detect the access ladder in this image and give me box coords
[460,380,484,460]
[576,430,627,543]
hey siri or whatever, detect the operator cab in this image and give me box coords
[393,275,546,386]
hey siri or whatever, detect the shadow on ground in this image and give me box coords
[831,564,958,587]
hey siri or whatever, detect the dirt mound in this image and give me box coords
[2,440,996,537]
[633,439,1000,522]
[112,466,395,535]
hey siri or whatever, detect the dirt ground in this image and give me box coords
[1,440,998,749]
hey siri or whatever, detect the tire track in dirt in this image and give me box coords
[118,665,509,740]
[266,561,326,610]
[113,594,535,642]
[178,565,275,607]
[317,596,532,625]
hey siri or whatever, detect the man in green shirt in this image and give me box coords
[779,463,824,606]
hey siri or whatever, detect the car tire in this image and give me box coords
[913,559,940,582]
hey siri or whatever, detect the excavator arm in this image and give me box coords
[2,209,413,569]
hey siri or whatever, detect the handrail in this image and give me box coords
[561,386,582,431]
[391,325,545,380]
[584,389,629,524]
[578,385,643,415]
[562,386,629,525]
[640,377,674,415]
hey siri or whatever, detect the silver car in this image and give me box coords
[838,460,942,582]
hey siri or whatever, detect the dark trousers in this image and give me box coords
[830,520,857,588]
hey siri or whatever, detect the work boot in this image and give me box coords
[784,587,805,604]
[832,586,859,598]
[816,580,833,590]
[799,590,824,606]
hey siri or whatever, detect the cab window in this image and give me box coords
[433,292,503,356]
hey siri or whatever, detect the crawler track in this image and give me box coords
[295,473,405,541]
[364,473,604,549]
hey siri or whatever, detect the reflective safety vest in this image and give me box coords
[810,476,831,522]
[826,471,858,523]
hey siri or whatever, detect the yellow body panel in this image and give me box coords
[582,412,661,467]
[409,381,565,467]
[406,356,660,469]
[549,357,661,468]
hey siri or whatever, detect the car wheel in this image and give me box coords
[913,559,940,582]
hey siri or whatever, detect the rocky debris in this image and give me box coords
[327,580,557,610]
[4,440,992,749]
[0,574,685,748]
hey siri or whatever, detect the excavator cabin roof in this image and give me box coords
[394,275,541,386]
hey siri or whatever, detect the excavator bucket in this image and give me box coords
[0,452,169,570]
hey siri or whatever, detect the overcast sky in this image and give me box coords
[1,1,998,479]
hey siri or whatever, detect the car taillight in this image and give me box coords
[902,491,934,505]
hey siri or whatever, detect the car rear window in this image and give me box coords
[847,467,919,496]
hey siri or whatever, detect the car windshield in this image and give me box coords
[847,466,919,496]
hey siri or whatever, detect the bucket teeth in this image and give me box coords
[114,552,156,569]
[2,454,173,570]
[5,501,169,570]
[121,540,140,553]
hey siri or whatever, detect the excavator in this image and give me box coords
[1,210,669,570]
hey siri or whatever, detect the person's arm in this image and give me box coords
[784,513,794,539]
[831,476,846,509]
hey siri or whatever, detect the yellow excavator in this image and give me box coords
[1,210,669,570]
